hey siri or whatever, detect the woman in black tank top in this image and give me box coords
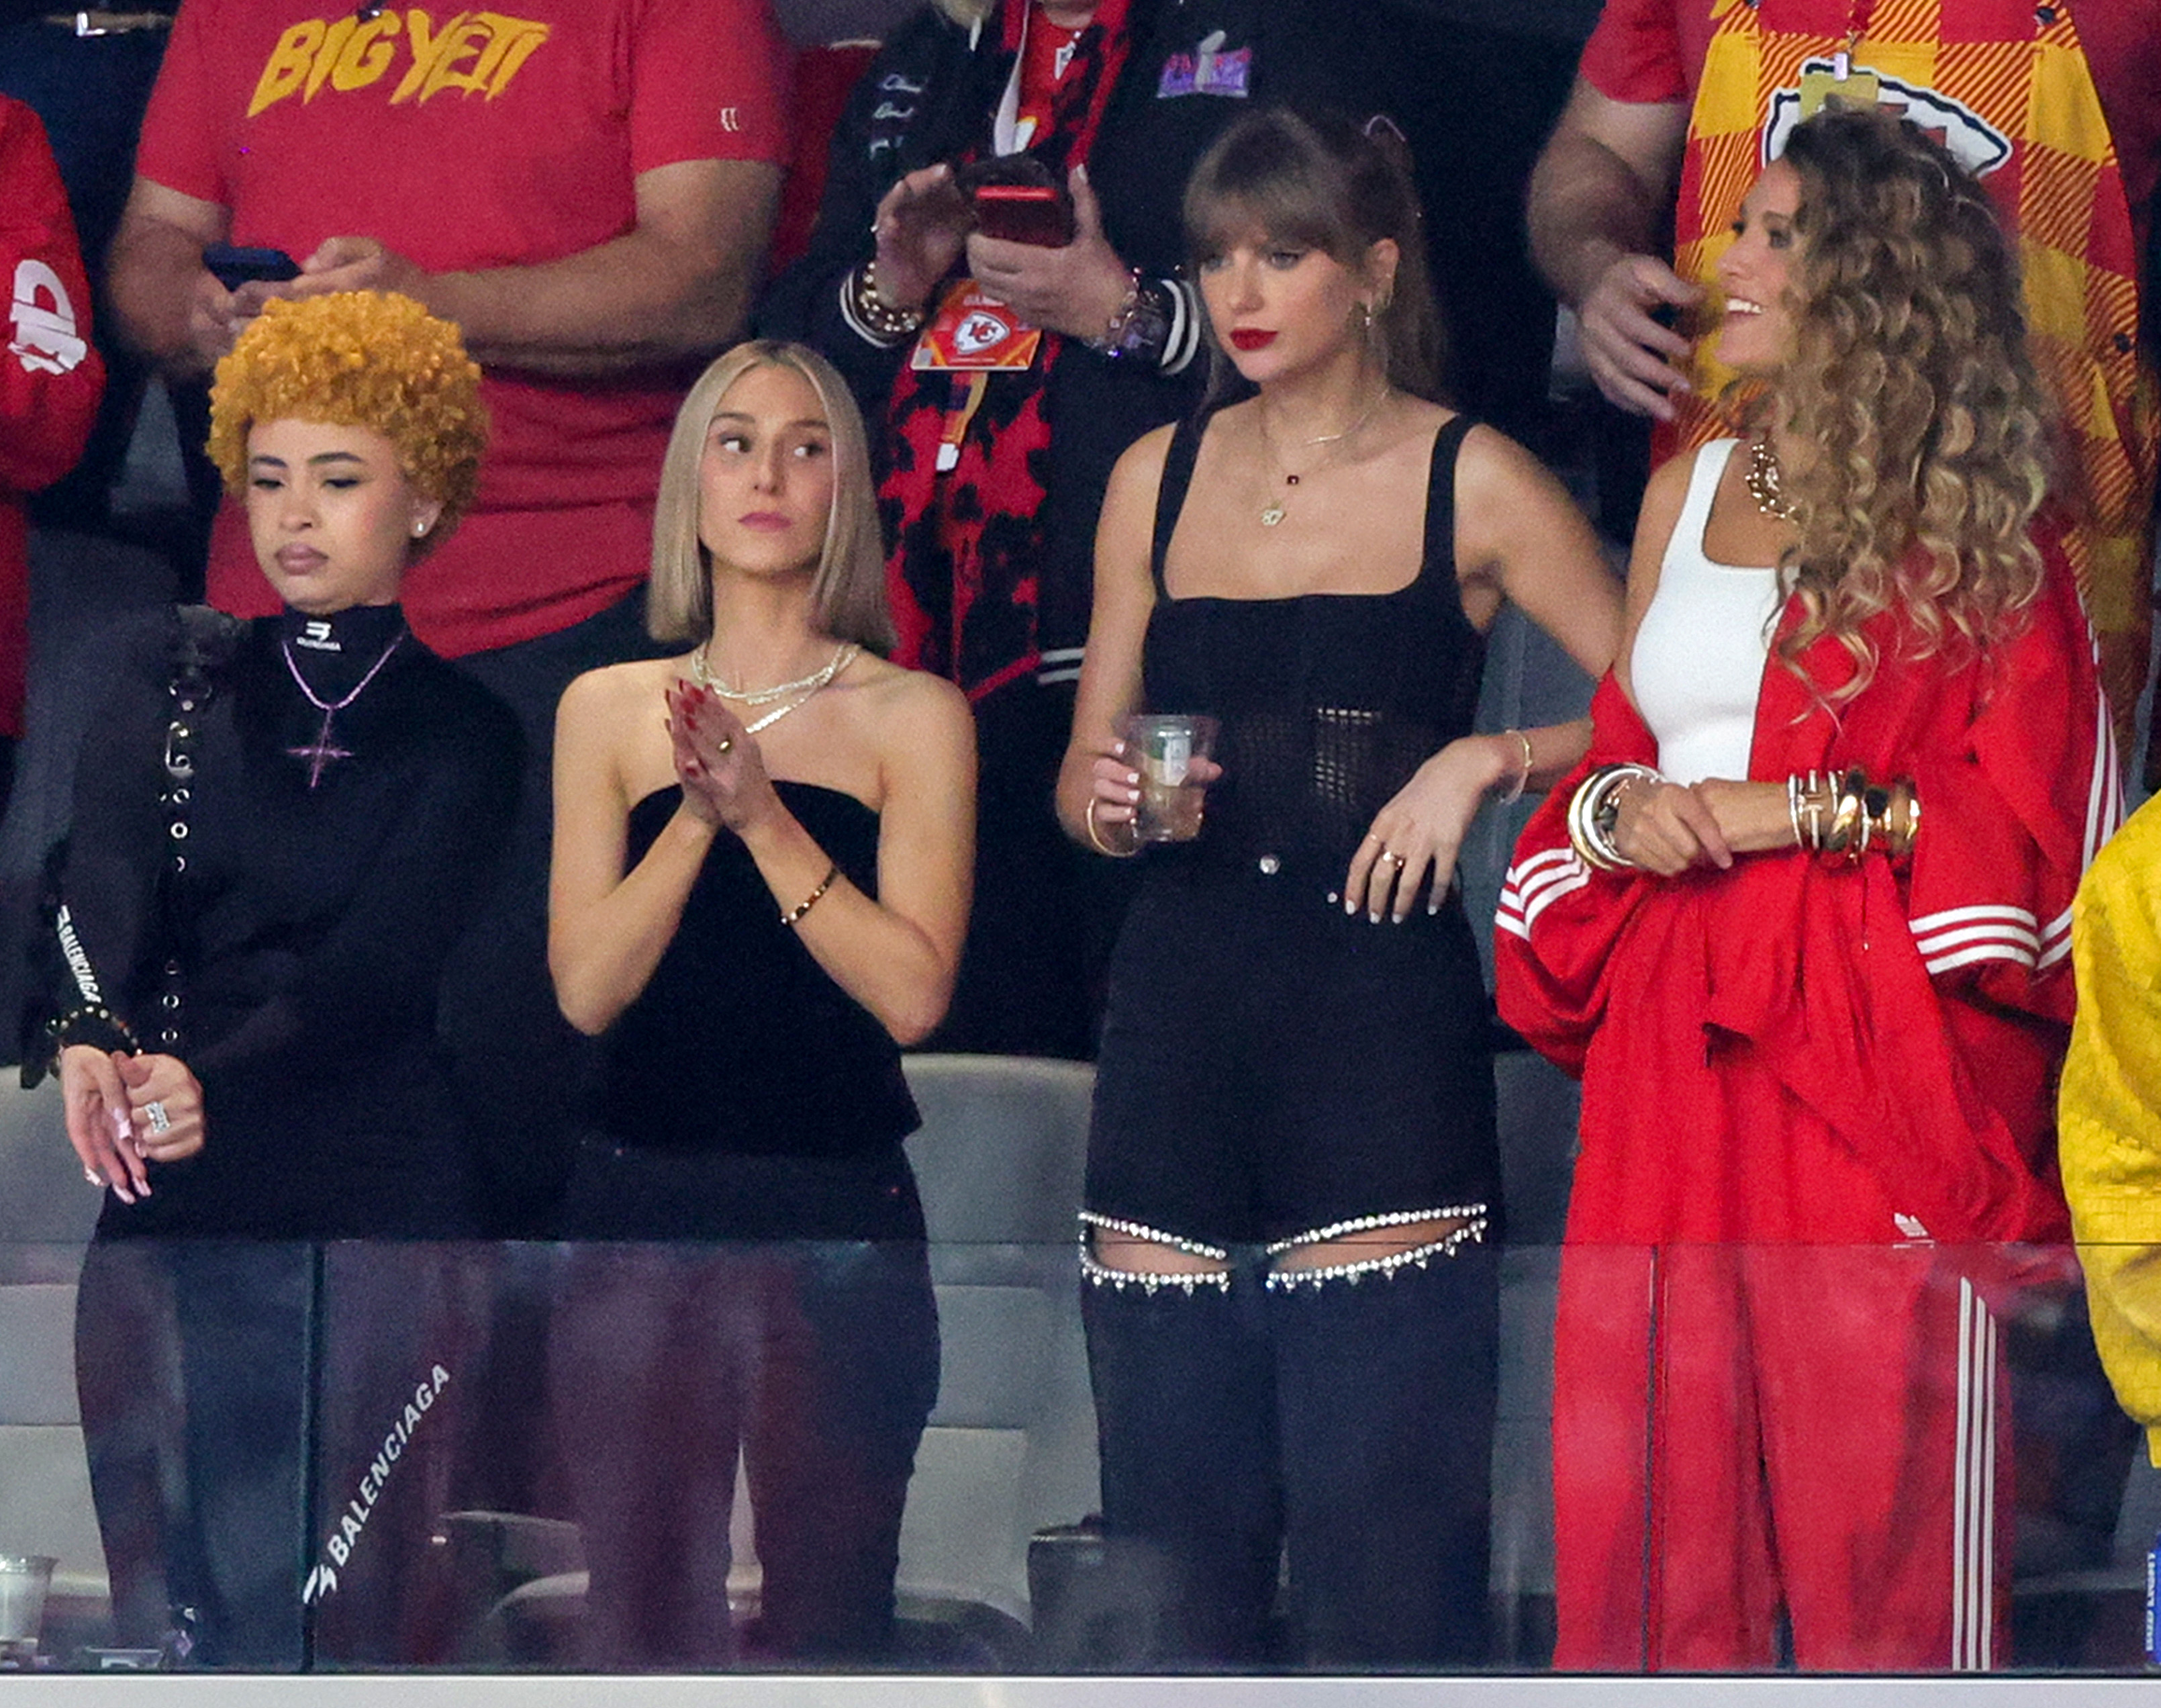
[546,342,976,1665]
[1053,110,1622,1666]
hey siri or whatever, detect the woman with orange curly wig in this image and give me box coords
[1496,107,2116,1671]
[38,290,521,1665]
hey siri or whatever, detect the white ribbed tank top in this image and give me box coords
[1629,440,1786,786]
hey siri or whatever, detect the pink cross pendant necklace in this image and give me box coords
[281,628,405,788]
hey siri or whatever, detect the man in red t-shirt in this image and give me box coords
[110,0,790,667]
[1530,0,2160,420]
[105,0,792,1229]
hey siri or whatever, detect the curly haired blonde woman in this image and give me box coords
[44,290,520,1666]
[1495,107,2118,1672]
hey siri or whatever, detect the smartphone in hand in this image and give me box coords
[971,183,1075,246]
[955,157,1075,246]
[202,244,301,291]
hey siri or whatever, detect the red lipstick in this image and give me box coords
[1229,329,1277,351]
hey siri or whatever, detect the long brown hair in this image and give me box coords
[1767,105,2051,698]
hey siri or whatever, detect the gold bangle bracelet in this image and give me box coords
[1084,796,1140,859]
[1497,728,1535,806]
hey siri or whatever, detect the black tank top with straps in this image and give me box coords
[1140,409,1487,890]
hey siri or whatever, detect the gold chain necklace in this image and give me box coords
[1745,435,1799,523]
[1255,389,1388,528]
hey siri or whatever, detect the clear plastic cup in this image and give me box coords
[1121,714,1219,843]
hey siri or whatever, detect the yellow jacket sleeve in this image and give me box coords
[2061,794,2161,1467]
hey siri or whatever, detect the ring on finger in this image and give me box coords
[1378,849,1406,869]
[144,1100,171,1134]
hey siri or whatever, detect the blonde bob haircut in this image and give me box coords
[207,291,486,553]
[646,340,895,654]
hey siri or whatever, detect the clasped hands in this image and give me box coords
[665,680,779,835]
[61,1045,205,1203]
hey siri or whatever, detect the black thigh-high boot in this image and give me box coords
[1269,1240,1500,1668]
[1082,1266,1281,1667]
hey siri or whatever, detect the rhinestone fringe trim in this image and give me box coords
[1261,1204,1488,1259]
[1264,1214,1490,1292]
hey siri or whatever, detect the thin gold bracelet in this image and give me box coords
[1084,796,1140,859]
[1498,728,1535,805]
[781,861,839,928]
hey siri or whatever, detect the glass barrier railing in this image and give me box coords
[0,1235,2151,1674]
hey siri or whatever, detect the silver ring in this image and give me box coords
[1378,850,1406,869]
[144,1101,171,1134]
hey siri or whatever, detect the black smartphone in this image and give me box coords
[203,244,301,290]
[971,183,1075,246]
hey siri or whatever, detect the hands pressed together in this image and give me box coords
[665,679,780,835]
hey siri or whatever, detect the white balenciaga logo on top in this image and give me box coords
[10,260,87,376]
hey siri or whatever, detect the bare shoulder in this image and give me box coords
[559,653,681,723]
[853,653,975,752]
[1108,420,1178,494]
[1451,416,1564,500]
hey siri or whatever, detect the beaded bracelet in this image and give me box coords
[848,260,928,342]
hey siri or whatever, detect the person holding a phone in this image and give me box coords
[1057,108,1622,1667]
[761,0,1394,1057]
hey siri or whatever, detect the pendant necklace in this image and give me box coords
[281,628,405,788]
[690,640,860,734]
[1745,434,1799,522]
[1256,388,1387,528]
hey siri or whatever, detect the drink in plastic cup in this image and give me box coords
[1122,714,1218,843]
[0,1555,55,1663]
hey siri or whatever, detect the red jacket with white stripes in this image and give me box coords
[1495,534,2115,1246]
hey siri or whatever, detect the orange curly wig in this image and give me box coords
[207,291,487,542]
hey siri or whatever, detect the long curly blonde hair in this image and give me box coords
[1765,105,2052,700]
[207,291,487,549]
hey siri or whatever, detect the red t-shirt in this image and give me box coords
[1578,0,2161,228]
[138,0,791,656]
[1,96,103,734]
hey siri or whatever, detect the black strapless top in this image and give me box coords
[596,781,918,1157]
[1141,412,1487,888]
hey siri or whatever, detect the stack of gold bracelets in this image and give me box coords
[1566,762,1919,872]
